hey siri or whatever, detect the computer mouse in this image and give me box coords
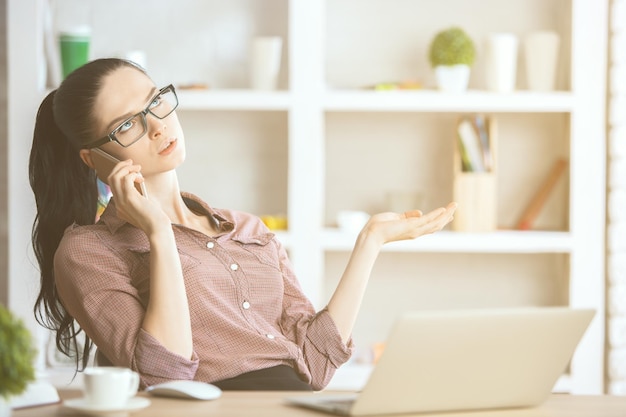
[145,380,222,400]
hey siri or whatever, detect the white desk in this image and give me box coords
[11,390,626,417]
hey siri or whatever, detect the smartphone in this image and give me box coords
[90,148,148,197]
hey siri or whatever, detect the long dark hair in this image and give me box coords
[29,58,146,371]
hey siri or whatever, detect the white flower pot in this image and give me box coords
[0,397,10,417]
[434,64,471,93]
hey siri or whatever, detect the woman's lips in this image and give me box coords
[159,139,177,156]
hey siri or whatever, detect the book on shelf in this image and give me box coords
[456,115,492,173]
[473,114,493,171]
[516,158,568,231]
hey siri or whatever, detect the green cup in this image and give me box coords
[59,29,91,79]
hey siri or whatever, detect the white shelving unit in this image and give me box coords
[12,0,605,393]
[183,0,605,394]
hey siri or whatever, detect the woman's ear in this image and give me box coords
[79,149,96,170]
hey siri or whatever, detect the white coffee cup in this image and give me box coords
[83,366,140,408]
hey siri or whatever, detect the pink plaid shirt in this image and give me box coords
[54,192,352,390]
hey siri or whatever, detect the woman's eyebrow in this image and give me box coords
[106,86,158,131]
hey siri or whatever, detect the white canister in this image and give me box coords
[524,31,560,91]
[485,33,519,93]
[250,37,283,90]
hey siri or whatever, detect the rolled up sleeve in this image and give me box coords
[301,309,353,390]
[276,240,354,390]
[134,329,199,387]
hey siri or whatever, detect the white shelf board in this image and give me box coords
[322,229,573,253]
[177,89,291,111]
[323,90,575,113]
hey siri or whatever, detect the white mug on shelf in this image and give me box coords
[250,36,283,90]
[524,31,560,91]
[83,366,140,408]
[484,33,519,93]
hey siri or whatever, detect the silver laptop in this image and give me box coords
[287,307,594,416]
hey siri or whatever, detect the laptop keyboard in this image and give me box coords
[323,398,355,414]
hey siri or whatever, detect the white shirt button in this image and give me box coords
[266,334,275,339]
[242,301,250,309]
[230,263,238,271]
[206,241,215,249]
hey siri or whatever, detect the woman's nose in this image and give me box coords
[146,113,166,140]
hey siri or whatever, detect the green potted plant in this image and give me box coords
[428,26,476,92]
[0,305,36,416]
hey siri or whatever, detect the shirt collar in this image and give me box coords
[98,191,235,234]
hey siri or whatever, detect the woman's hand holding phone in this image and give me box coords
[90,149,170,234]
[91,148,148,197]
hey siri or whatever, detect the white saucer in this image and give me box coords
[63,397,151,416]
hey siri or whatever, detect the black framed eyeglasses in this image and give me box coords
[85,84,178,149]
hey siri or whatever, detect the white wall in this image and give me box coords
[7,0,47,369]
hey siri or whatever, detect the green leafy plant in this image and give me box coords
[0,305,36,399]
[429,27,476,67]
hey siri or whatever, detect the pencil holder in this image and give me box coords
[452,172,497,232]
[452,115,497,232]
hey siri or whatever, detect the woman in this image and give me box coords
[29,58,456,391]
